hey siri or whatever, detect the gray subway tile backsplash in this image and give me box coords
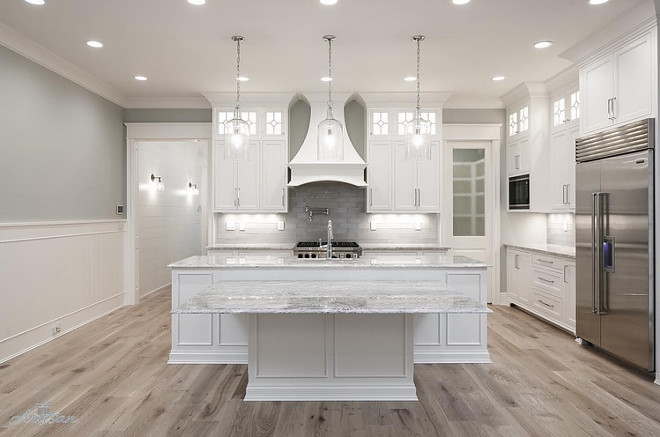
[215,182,438,245]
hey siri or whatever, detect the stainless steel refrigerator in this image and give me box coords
[576,118,655,371]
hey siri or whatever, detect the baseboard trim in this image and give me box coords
[140,283,171,299]
[414,351,492,364]
[244,385,418,402]
[0,292,125,364]
[168,351,248,364]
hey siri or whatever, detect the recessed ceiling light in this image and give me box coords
[320,0,338,5]
[533,41,553,49]
[24,0,45,5]
[86,40,103,48]
[452,0,471,4]
[187,0,206,5]
[589,0,609,4]
[404,76,417,82]
[134,76,148,81]
[237,76,249,82]
[321,76,333,82]
[492,76,506,81]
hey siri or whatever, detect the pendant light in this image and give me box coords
[405,35,432,161]
[225,36,250,161]
[317,35,344,162]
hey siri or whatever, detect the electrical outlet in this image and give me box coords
[278,221,285,231]
[116,205,124,215]
[370,222,378,231]
[239,222,246,231]
[563,221,569,232]
[415,222,422,231]
[52,325,61,336]
[226,222,235,231]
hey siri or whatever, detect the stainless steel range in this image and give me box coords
[294,241,362,259]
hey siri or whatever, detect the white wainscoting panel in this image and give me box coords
[0,220,126,363]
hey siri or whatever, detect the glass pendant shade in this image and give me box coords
[404,115,432,161]
[225,113,250,160]
[317,112,344,162]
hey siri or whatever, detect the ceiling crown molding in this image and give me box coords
[0,21,127,107]
[501,82,548,107]
[560,0,656,66]
[202,92,296,107]
[123,96,211,109]
[359,92,452,108]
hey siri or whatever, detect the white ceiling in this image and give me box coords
[0,0,646,107]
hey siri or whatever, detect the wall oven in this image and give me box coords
[508,174,530,210]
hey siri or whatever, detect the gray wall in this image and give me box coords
[123,108,211,123]
[0,45,125,222]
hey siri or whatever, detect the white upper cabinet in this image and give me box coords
[211,107,288,213]
[507,104,530,140]
[580,29,656,135]
[367,140,393,211]
[549,125,579,212]
[365,106,443,213]
[507,136,530,176]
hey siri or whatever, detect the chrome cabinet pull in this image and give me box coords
[607,98,612,120]
[562,184,567,205]
[537,258,554,265]
[234,188,238,207]
[417,188,421,207]
[237,187,241,207]
[538,277,555,284]
[369,188,373,207]
[281,188,285,207]
[566,184,571,205]
[538,299,555,309]
[515,154,520,170]
[564,265,568,284]
[610,97,617,120]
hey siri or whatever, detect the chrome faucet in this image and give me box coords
[305,205,329,222]
[319,220,334,259]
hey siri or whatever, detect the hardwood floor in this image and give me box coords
[1,288,659,437]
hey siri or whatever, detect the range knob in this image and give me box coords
[311,254,317,258]
[298,254,303,258]
[304,254,310,258]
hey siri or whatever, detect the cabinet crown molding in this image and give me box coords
[359,92,451,108]
[501,82,548,107]
[202,92,296,107]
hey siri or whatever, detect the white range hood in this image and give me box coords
[288,93,367,187]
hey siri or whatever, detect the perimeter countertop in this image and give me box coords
[504,243,575,259]
[169,253,487,269]
[206,244,451,251]
[173,280,491,314]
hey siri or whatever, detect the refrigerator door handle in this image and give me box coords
[592,192,600,314]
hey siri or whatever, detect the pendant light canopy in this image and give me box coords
[317,35,344,162]
[225,35,250,161]
[405,35,432,161]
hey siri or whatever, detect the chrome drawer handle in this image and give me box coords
[538,300,555,308]
[537,258,554,264]
[538,277,555,284]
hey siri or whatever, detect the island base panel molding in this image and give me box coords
[170,266,490,365]
[245,313,417,402]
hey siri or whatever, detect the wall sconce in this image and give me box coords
[150,174,164,191]
[188,182,199,195]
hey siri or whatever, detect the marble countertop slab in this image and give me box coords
[207,244,294,250]
[169,253,488,269]
[173,280,491,314]
[207,244,451,251]
[504,243,576,259]
[360,244,450,251]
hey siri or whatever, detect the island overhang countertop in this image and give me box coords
[173,280,491,314]
[169,253,488,269]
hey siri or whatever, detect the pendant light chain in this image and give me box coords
[328,36,333,114]
[233,36,243,117]
[416,37,421,116]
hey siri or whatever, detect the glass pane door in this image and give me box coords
[452,149,486,237]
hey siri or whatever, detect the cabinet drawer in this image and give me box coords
[532,268,563,298]
[531,289,563,322]
[531,254,563,271]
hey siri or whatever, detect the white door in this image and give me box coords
[367,140,393,211]
[445,141,493,301]
[581,56,614,134]
[261,139,287,211]
[236,140,260,211]
[393,141,418,211]
[417,141,441,212]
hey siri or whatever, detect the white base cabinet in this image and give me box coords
[506,247,576,334]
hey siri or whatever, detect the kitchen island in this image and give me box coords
[169,252,491,368]
[174,280,489,401]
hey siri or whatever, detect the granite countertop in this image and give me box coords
[169,253,488,269]
[207,244,451,251]
[504,243,575,259]
[173,280,491,314]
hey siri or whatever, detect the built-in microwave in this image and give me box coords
[509,174,530,210]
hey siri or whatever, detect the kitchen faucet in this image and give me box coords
[305,205,329,222]
[319,220,334,259]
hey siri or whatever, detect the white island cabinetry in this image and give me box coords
[169,254,490,365]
